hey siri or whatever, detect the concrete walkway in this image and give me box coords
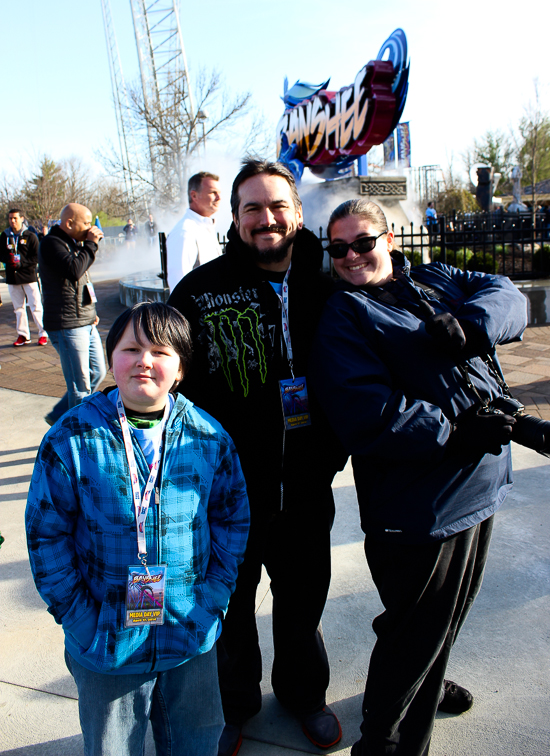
[1,278,550,755]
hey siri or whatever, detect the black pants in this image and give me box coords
[356,516,494,756]
[217,500,333,725]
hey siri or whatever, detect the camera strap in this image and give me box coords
[457,353,513,410]
[366,271,444,315]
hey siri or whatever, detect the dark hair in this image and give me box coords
[106,303,193,384]
[327,199,388,240]
[8,208,23,217]
[188,171,219,204]
[230,159,301,218]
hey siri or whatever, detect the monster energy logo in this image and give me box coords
[204,307,268,397]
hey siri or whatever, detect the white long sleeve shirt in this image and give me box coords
[166,208,221,292]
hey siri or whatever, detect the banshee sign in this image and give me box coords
[277,29,409,180]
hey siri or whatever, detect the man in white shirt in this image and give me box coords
[166,172,222,291]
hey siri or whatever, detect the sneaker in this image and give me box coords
[437,679,474,714]
[38,336,48,346]
[13,335,31,347]
[301,705,342,748]
[217,723,243,756]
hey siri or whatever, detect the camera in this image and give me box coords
[483,396,550,458]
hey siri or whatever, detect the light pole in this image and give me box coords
[197,109,208,156]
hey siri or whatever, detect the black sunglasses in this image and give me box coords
[326,231,387,259]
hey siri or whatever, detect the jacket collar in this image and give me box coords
[88,388,191,429]
[48,224,79,248]
[184,207,216,226]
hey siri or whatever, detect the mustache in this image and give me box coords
[251,225,287,237]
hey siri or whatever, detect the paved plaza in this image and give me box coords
[1,279,549,755]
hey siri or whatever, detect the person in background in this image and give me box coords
[0,208,48,347]
[166,171,222,291]
[425,201,437,235]
[26,301,250,756]
[311,198,528,756]
[123,218,138,247]
[146,214,157,247]
[39,203,106,426]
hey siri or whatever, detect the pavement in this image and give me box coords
[1,279,550,755]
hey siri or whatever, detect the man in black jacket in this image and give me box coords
[39,203,106,425]
[168,160,346,756]
[0,209,48,347]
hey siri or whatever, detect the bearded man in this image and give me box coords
[168,159,346,756]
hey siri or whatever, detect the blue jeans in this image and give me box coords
[48,325,107,422]
[65,647,224,756]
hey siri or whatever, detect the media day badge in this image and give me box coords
[125,565,167,627]
[279,377,311,430]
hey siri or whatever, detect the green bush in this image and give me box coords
[466,252,498,274]
[432,248,474,269]
[403,249,430,267]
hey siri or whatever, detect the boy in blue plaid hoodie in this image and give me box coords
[26,302,250,756]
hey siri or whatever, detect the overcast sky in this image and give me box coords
[2,0,548,185]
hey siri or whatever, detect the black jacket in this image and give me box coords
[168,225,347,521]
[38,225,98,331]
[0,228,39,285]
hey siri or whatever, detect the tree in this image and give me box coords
[23,158,66,224]
[436,158,479,215]
[436,186,479,215]
[62,157,95,208]
[0,171,26,225]
[0,155,138,228]
[103,67,264,211]
[516,81,550,221]
[462,130,515,195]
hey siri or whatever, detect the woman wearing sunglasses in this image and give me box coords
[311,199,527,756]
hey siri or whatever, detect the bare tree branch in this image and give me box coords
[101,66,269,211]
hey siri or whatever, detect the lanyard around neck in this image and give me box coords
[8,229,21,251]
[275,264,294,376]
[116,392,168,566]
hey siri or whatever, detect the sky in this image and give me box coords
[1,0,549,193]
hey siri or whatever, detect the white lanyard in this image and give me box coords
[277,264,294,376]
[116,393,168,565]
[8,230,20,252]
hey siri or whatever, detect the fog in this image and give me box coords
[92,149,243,283]
[90,148,422,284]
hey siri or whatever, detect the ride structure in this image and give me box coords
[101,0,196,206]
[100,0,142,212]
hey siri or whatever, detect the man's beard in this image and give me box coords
[244,226,297,264]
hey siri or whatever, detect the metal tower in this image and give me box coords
[129,0,196,193]
[100,0,142,211]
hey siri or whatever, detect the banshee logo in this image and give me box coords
[284,383,305,393]
[131,573,163,584]
[204,306,267,397]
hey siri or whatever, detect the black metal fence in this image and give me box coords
[387,212,550,280]
[221,211,550,280]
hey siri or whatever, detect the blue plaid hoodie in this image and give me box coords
[26,391,249,675]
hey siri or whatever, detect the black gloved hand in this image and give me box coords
[420,302,467,356]
[449,406,517,456]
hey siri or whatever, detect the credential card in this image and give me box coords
[125,564,166,627]
[279,376,311,430]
